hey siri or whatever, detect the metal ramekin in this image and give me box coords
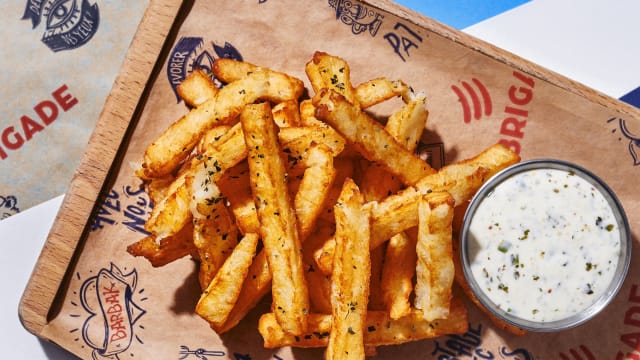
[460,159,631,331]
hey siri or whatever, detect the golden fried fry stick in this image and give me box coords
[294,144,336,241]
[415,192,455,321]
[313,236,336,276]
[189,168,239,289]
[242,102,309,335]
[196,233,259,330]
[299,99,324,127]
[212,58,259,83]
[354,78,410,108]
[306,51,358,106]
[177,69,218,108]
[196,125,232,154]
[258,299,468,348]
[313,88,435,186]
[381,231,417,319]
[327,178,371,360]
[385,95,428,152]
[139,68,303,178]
[193,217,238,290]
[361,299,467,346]
[272,99,301,128]
[278,126,346,159]
[126,222,195,267]
[360,94,426,201]
[217,161,260,235]
[144,171,191,239]
[217,249,272,334]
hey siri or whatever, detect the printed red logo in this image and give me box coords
[451,78,493,123]
[559,345,595,360]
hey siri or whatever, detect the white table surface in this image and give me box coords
[2,1,639,358]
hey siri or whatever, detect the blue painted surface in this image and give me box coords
[393,0,531,29]
[620,86,640,108]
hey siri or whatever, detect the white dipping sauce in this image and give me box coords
[468,168,621,322]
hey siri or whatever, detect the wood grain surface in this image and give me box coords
[18,0,187,338]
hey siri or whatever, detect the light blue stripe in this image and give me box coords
[394,0,531,29]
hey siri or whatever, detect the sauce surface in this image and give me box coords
[467,168,620,322]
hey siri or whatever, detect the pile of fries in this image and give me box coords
[127,51,520,358]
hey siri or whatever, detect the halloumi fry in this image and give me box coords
[143,175,174,205]
[188,170,239,289]
[385,95,428,152]
[196,125,232,154]
[190,121,248,191]
[144,171,191,238]
[294,144,336,241]
[313,88,435,186]
[360,92,423,202]
[217,249,272,334]
[327,178,371,360]
[314,236,335,276]
[305,51,358,106]
[354,78,410,109]
[278,126,346,159]
[360,299,467,346]
[317,156,355,224]
[212,58,259,83]
[259,312,332,349]
[139,68,304,178]
[196,233,259,331]
[177,69,218,108]
[193,216,238,290]
[212,59,306,102]
[415,191,455,321]
[272,99,301,128]
[217,161,260,235]
[126,222,195,267]
[226,194,260,235]
[299,99,324,127]
[242,102,309,335]
[381,230,417,319]
[258,299,468,348]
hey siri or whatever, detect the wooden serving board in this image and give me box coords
[18,0,187,337]
[18,0,640,359]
